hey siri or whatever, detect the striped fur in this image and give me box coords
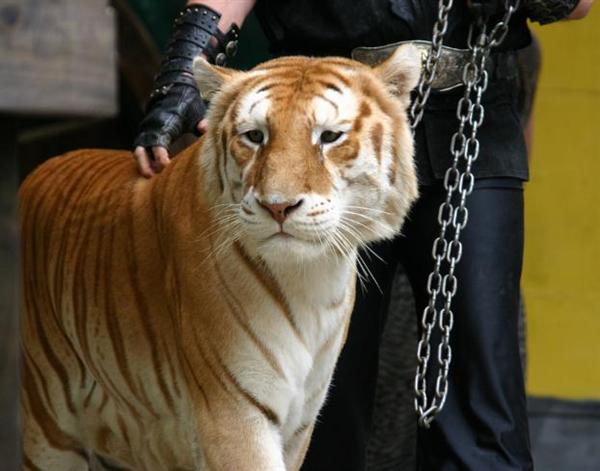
[20,46,420,470]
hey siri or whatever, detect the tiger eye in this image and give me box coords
[245,129,264,144]
[320,130,343,144]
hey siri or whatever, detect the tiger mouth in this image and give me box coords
[263,231,317,245]
[269,232,293,239]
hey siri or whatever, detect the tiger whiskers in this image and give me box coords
[197,202,244,263]
[196,202,240,240]
[207,220,243,260]
[345,204,393,216]
[342,208,391,235]
[331,225,381,294]
[339,216,385,264]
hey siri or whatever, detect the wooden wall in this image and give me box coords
[0,0,116,117]
[0,1,116,467]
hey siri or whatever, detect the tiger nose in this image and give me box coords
[258,198,304,224]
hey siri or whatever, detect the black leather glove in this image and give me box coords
[136,84,207,149]
[523,0,579,24]
[467,0,579,24]
[134,4,239,151]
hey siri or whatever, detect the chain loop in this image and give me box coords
[409,0,455,129]
[413,0,521,428]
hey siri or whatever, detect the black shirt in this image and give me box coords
[255,0,531,184]
[256,0,531,56]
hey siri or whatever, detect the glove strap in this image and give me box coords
[524,0,579,24]
[149,4,240,103]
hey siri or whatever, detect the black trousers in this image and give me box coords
[301,178,534,470]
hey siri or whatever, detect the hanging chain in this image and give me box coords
[409,0,454,129]
[413,0,521,428]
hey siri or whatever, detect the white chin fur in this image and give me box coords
[248,234,330,265]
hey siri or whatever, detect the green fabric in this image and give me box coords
[127,0,270,68]
[128,0,186,51]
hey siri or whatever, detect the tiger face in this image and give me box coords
[194,45,420,264]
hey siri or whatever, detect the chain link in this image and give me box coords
[413,0,521,428]
[409,0,454,129]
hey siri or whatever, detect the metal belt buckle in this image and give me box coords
[351,40,471,92]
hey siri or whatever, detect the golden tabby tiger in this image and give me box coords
[20,45,420,470]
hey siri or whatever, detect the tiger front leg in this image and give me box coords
[195,405,286,471]
[283,423,315,471]
[21,348,89,471]
[22,406,89,471]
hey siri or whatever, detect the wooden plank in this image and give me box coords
[112,0,161,109]
[0,118,20,470]
[0,0,117,117]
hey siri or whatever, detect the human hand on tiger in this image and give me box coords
[133,1,250,178]
[133,83,208,178]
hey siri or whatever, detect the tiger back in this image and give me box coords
[20,45,420,470]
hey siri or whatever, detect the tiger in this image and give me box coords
[19,44,420,470]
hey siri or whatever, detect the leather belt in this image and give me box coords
[351,40,519,92]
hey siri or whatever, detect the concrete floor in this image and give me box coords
[529,397,600,471]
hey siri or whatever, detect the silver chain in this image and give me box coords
[409,0,454,129]
[413,0,521,428]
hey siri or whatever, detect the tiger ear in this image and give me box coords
[193,56,239,100]
[373,44,422,97]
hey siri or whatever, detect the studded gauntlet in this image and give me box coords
[134,4,240,150]
[523,0,580,24]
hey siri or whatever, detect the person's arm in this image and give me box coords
[525,0,594,24]
[190,0,255,31]
[568,0,594,18]
[133,0,256,178]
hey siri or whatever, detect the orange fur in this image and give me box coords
[20,48,420,470]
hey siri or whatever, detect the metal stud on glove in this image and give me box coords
[523,0,580,24]
[134,4,240,152]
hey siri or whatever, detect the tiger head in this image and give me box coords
[194,46,420,264]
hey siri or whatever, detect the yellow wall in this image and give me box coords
[523,8,600,399]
